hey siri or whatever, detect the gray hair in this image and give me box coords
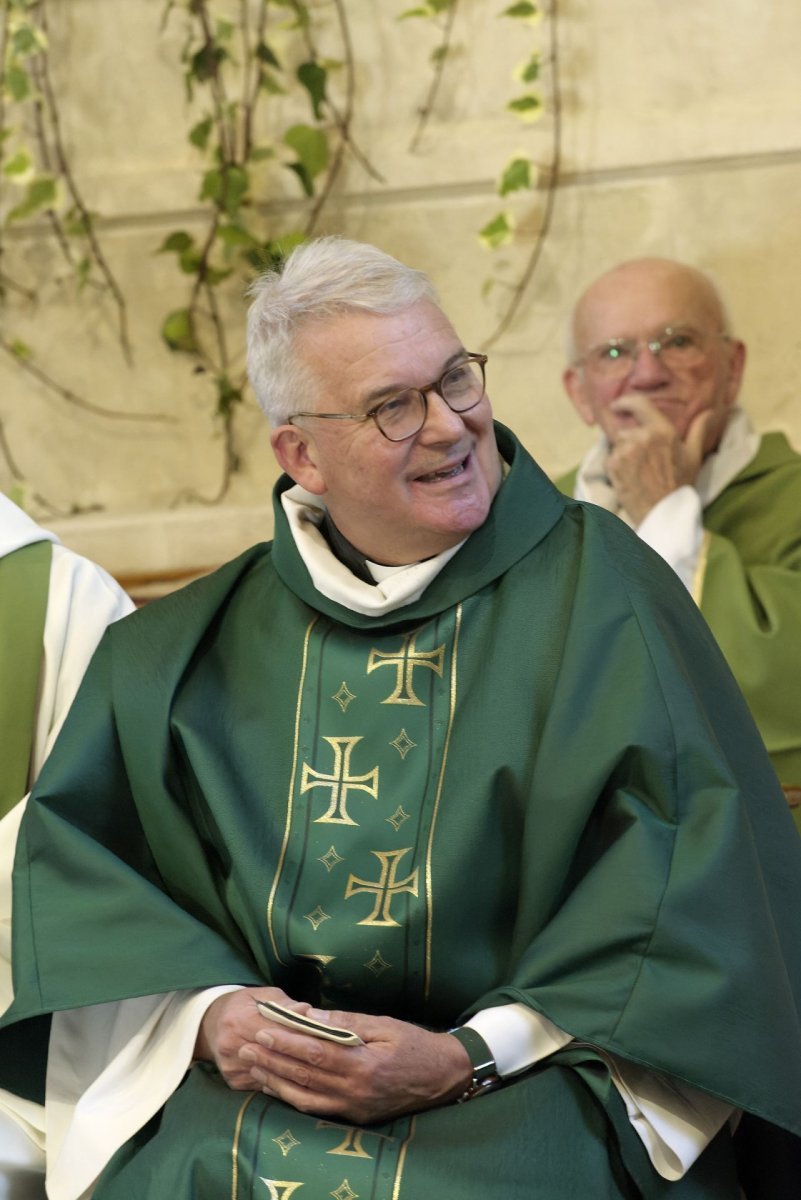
[246,236,438,426]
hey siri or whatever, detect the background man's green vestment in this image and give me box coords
[2,429,800,1197]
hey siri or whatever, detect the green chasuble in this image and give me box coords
[0,539,51,817]
[2,427,801,1198]
[558,433,801,832]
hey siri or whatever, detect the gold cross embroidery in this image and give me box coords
[345,849,419,927]
[367,631,445,706]
[301,736,379,826]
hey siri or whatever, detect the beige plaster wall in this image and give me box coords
[1,0,799,582]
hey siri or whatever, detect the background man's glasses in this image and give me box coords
[288,353,488,442]
[576,326,730,379]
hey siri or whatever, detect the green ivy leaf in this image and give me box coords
[297,60,327,121]
[501,1,539,16]
[283,124,328,196]
[519,53,540,83]
[6,175,57,223]
[250,146,275,162]
[5,64,31,102]
[431,45,448,63]
[3,149,33,177]
[178,248,203,275]
[161,308,198,353]
[11,24,42,56]
[204,265,234,285]
[498,156,532,196]
[158,230,194,254]
[199,165,249,217]
[216,374,243,416]
[189,116,213,150]
[247,231,306,271]
[215,19,235,42]
[508,94,542,120]
[217,224,261,250]
[259,70,286,96]
[64,207,90,237]
[76,257,91,290]
[190,42,226,82]
[478,212,514,250]
[256,41,281,68]
[8,338,32,361]
[397,7,432,18]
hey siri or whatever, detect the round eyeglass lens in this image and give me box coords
[441,359,485,409]
[375,391,427,441]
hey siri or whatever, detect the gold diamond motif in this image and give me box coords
[386,805,411,832]
[304,905,331,931]
[332,682,356,712]
[331,1182,358,1200]
[319,845,344,872]
[365,950,392,977]
[389,728,417,759]
[273,1129,301,1158]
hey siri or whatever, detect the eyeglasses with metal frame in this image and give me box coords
[575,326,730,379]
[287,353,488,443]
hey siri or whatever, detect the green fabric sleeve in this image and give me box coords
[0,540,51,817]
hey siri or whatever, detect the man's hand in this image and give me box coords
[195,989,473,1123]
[606,396,714,525]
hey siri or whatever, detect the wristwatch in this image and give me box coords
[448,1026,503,1102]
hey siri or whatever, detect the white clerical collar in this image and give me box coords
[280,485,465,616]
[575,407,761,523]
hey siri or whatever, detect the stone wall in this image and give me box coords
[2,0,799,586]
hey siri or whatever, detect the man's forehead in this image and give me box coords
[575,263,722,344]
[298,300,462,387]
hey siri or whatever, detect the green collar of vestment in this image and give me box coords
[270,423,566,629]
[726,430,797,483]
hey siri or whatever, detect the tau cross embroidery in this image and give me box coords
[301,736,379,825]
[344,848,419,927]
[316,1120,395,1159]
[367,631,445,705]
[260,1181,304,1199]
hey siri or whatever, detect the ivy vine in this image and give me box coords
[0,0,559,512]
[156,0,383,504]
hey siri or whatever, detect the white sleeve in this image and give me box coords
[45,986,242,1200]
[463,1003,734,1181]
[1,551,132,1016]
[634,487,704,594]
[0,549,134,1192]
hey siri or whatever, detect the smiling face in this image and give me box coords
[563,259,746,452]
[270,299,502,565]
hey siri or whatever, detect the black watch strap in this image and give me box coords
[448,1026,502,1102]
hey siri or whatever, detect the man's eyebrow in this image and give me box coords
[361,350,469,409]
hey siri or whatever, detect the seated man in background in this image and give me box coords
[0,238,800,1200]
[0,492,134,1199]
[559,258,801,829]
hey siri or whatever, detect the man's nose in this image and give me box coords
[627,344,671,388]
[419,389,468,439]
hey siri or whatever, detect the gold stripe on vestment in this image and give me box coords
[424,602,462,998]
[267,615,320,963]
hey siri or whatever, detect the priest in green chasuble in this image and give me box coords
[1,239,800,1200]
[558,257,801,832]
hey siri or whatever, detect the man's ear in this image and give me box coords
[724,339,747,408]
[270,425,327,495]
[563,366,597,427]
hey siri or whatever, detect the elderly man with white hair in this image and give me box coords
[559,257,801,830]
